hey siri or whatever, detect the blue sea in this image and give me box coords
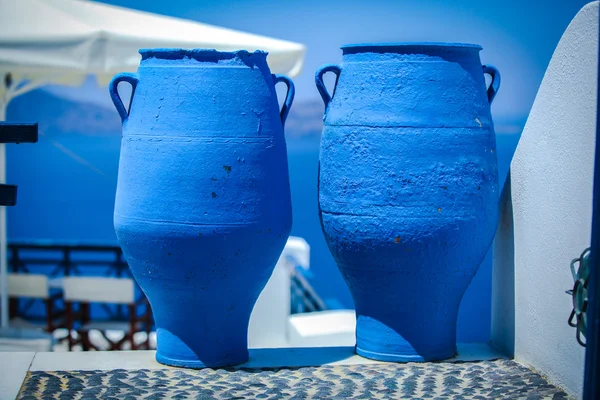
[6,85,522,341]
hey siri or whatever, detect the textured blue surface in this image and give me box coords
[316,43,500,362]
[110,49,293,368]
[5,71,519,346]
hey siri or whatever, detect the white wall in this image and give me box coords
[248,255,291,349]
[248,239,299,349]
[248,236,358,349]
[248,236,312,349]
[287,310,356,348]
[492,2,598,397]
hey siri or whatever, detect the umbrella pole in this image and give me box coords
[0,74,55,328]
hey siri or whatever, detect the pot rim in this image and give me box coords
[139,48,268,61]
[341,42,483,52]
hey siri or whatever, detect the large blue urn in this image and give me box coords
[316,43,500,362]
[109,49,294,368]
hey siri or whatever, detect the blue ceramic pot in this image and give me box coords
[109,49,294,368]
[316,43,500,362]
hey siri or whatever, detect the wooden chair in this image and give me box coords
[7,273,64,333]
[62,277,152,351]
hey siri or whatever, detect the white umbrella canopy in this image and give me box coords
[0,0,306,327]
[0,0,306,89]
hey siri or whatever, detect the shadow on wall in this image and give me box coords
[491,174,515,357]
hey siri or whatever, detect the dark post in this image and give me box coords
[0,122,38,206]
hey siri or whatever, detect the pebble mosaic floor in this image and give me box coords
[17,359,569,399]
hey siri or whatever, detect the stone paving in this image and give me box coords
[17,359,570,399]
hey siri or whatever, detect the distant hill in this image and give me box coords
[285,100,324,139]
[7,84,522,143]
[9,86,325,141]
[8,87,122,138]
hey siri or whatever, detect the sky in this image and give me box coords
[95,0,592,128]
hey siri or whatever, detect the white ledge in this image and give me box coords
[26,343,505,372]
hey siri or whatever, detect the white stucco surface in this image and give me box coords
[494,2,598,397]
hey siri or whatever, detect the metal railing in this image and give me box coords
[289,265,327,314]
[9,242,129,278]
[8,242,132,321]
[8,241,327,320]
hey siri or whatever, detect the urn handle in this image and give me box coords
[315,64,342,109]
[273,74,295,126]
[482,65,501,104]
[109,73,139,122]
